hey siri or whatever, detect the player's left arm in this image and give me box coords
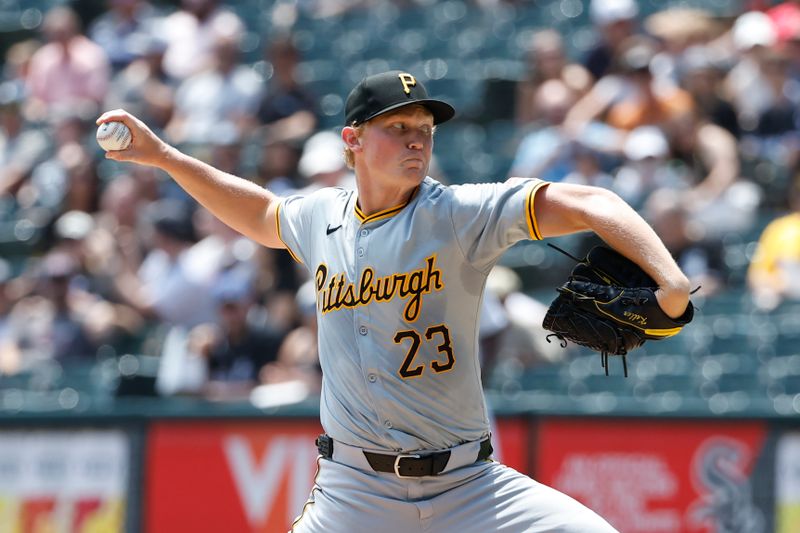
[532,181,690,318]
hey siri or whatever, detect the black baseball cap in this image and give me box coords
[344,70,455,126]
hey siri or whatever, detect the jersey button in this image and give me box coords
[384,421,393,429]
[359,326,368,335]
[357,248,365,257]
[368,374,377,383]
[360,229,369,237]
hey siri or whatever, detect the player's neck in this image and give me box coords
[355,177,419,218]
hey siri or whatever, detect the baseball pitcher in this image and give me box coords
[98,70,692,532]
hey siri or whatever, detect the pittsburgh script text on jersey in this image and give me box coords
[315,255,444,321]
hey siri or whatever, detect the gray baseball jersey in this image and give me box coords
[277,176,547,452]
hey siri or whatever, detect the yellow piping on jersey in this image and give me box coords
[276,201,303,264]
[354,186,418,223]
[315,254,444,322]
[290,455,322,531]
[525,181,548,241]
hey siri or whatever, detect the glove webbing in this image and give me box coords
[546,243,632,377]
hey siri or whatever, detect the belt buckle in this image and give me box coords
[393,453,421,478]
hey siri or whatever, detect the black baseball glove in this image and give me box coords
[542,245,694,376]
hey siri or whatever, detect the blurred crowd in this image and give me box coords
[0,0,798,403]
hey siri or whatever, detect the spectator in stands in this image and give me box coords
[189,269,285,401]
[566,36,695,137]
[0,259,11,320]
[511,78,619,183]
[25,6,110,122]
[767,1,800,46]
[514,29,591,126]
[165,30,262,145]
[2,39,40,94]
[62,148,102,217]
[52,210,99,281]
[207,132,245,176]
[91,172,164,300]
[20,113,96,222]
[113,199,218,328]
[769,2,800,85]
[52,210,146,346]
[480,266,568,382]
[160,0,244,81]
[255,36,319,144]
[747,175,800,310]
[746,47,800,176]
[663,106,760,239]
[190,207,260,291]
[104,33,174,132]
[611,125,689,210]
[254,138,302,196]
[677,46,741,139]
[85,174,149,313]
[723,11,780,133]
[259,280,321,394]
[643,188,728,296]
[0,82,49,203]
[0,259,16,373]
[583,0,640,80]
[643,7,721,85]
[152,209,269,397]
[296,131,355,194]
[88,0,160,72]
[754,48,799,138]
[561,146,614,189]
[3,252,99,370]
[509,79,582,182]
[246,245,305,335]
[96,173,146,232]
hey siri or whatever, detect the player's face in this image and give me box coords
[361,106,434,186]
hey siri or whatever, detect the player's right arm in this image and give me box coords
[96,109,284,249]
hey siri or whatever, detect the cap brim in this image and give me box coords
[360,98,455,125]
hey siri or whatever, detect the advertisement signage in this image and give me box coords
[0,430,129,532]
[146,419,321,533]
[777,433,800,533]
[146,417,527,532]
[535,418,768,533]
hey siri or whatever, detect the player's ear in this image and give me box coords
[342,126,363,152]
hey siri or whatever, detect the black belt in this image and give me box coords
[316,434,493,477]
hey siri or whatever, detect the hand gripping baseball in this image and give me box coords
[95,109,170,167]
[542,245,695,376]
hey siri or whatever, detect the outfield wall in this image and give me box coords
[0,402,797,533]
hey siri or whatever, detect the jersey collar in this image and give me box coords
[354,185,420,224]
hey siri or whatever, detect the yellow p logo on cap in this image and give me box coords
[398,73,417,95]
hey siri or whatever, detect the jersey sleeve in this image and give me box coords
[276,193,314,265]
[449,178,549,272]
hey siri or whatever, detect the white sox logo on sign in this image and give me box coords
[688,437,764,533]
[399,73,416,95]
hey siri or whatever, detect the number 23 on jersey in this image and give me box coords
[394,324,455,379]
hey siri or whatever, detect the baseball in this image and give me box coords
[96,121,132,151]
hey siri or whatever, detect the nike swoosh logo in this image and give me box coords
[326,224,342,235]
